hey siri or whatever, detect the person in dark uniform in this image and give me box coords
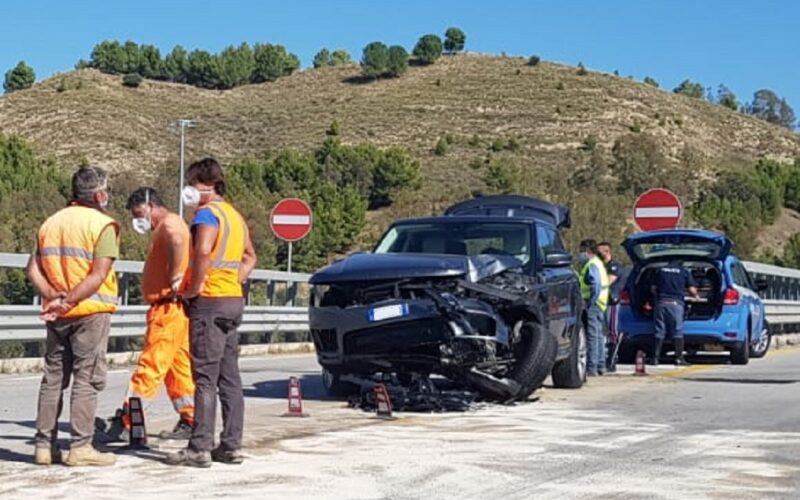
[598,242,623,372]
[652,259,700,366]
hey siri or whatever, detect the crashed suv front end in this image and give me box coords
[309,217,562,402]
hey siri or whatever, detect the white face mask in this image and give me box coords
[182,186,214,207]
[131,190,152,234]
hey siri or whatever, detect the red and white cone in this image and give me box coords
[374,384,394,419]
[282,376,309,417]
[634,350,647,376]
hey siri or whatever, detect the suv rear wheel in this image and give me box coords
[750,327,771,359]
[551,323,586,388]
[730,338,750,365]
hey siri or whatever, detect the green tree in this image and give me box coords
[139,44,163,79]
[386,45,408,77]
[361,41,389,78]
[673,79,705,99]
[371,147,421,207]
[330,49,353,66]
[717,84,739,111]
[444,27,466,54]
[164,45,189,82]
[412,34,443,65]
[576,62,588,75]
[745,89,796,129]
[186,49,221,89]
[643,76,659,88]
[89,40,127,73]
[3,61,35,93]
[610,134,668,195]
[783,233,800,269]
[218,43,255,89]
[313,48,332,68]
[121,41,143,74]
[252,43,300,83]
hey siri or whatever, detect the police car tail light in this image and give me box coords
[619,289,631,305]
[723,288,740,305]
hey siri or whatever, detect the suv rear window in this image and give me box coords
[631,242,723,260]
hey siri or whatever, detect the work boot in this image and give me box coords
[33,445,62,466]
[211,446,244,465]
[64,444,116,466]
[158,419,194,440]
[95,408,129,443]
[674,338,690,366]
[164,447,212,468]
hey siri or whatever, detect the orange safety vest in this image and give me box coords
[37,205,120,318]
[199,201,246,298]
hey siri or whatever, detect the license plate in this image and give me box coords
[368,304,409,322]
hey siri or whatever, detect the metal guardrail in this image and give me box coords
[0,252,311,343]
[0,305,308,342]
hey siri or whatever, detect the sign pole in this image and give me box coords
[287,241,293,274]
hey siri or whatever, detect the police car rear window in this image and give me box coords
[632,242,722,260]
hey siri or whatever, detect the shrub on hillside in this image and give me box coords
[386,46,409,77]
[527,55,541,66]
[643,76,659,88]
[3,61,35,93]
[434,137,448,156]
[413,35,443,65]
[744,89,796,130]
[576,62,587,76]
[444,27,466,54]
[673,79,705,99]
[361,42,389,78]
[122,73,143,87]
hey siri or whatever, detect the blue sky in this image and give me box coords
[2,0,798,113]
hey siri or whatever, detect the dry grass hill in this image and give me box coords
[1,53,799,251]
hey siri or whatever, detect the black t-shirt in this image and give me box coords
[605,259,623,302]
[656,261,697,302]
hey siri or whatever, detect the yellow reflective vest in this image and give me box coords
[199,201,247,298]
[579,256,610,312]
[37,205,119,318]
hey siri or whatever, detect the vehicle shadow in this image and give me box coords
[681,377,798,385]
[244,374,333,401]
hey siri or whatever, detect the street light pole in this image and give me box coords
[171,119,197,218]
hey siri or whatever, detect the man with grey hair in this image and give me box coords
[26,165,120,466]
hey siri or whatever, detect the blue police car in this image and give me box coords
[617,229,770,365]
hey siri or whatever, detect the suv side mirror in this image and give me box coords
[544,251,572,268]
[754,278,768,292]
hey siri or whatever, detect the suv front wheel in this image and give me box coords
[551,323,587,388]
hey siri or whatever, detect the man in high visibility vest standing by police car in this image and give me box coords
[578,239,610,377]
[166,158,257,468]
[26,166,119,466]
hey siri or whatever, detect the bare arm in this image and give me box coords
[239,227,257,284]
[166,225,186,291]
[184,224,218,298]
[688,285,700,299]
[26,254,62,300]
[608,274,619,286]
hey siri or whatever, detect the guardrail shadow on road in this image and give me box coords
[681,377,798,385]
[244,374,334,402]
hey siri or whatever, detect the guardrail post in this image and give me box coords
[243,280,252,306]
[286,281,298,306]
[267,280,276,306]
[119,273,130,306]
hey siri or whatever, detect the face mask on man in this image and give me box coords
[131,190,152,235]
[578,252,591,264]
[181,185,214,207]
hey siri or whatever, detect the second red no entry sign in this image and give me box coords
[270,198,313,242]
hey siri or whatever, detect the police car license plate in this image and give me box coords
[368,304,409,322]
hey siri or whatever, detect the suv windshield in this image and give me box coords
[374,222,532,267]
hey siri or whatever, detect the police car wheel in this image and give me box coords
[750,329,771,359]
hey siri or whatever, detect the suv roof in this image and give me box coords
[444,195,571,228]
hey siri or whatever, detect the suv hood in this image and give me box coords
[623,229,732,264]
[310,253,523,284]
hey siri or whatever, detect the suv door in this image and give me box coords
[730,260,764,338]
[535,223,572,354]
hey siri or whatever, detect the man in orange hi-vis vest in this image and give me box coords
[166,158,257,468]
[97,187,196,442]
[26,166,118,467]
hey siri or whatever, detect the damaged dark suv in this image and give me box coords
[309,196,586,402]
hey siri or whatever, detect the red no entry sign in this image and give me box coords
[633,188,682,231]
[270,198,313,242]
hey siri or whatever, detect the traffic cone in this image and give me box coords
[634,350,647,376]
[282,376,309,417]
[128,397,148,448]
[374,384,394,419]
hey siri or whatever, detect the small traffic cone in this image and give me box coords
[282,376,309,417]
[634,350,647,376]
[374,384,394,419]
[128,397,148,448]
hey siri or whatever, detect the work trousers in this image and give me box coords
[35,313,111,449]
[586,306,606,375]
[654,301,685,339]
[188,297,245,453]
[126,301,194,425]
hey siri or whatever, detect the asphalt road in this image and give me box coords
[0,348,798,499]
